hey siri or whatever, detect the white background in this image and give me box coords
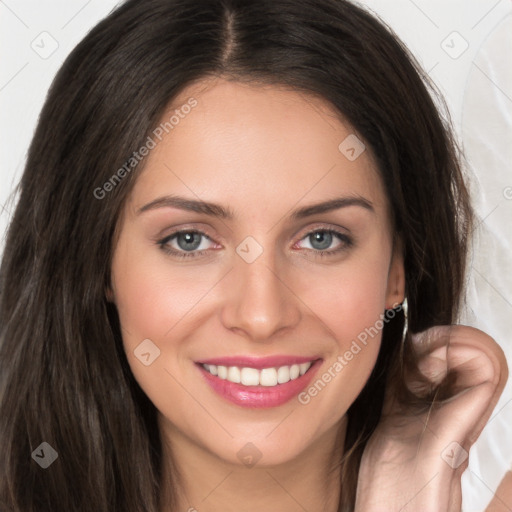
[1,1,511,510]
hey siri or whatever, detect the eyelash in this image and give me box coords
[298,228,353,257]
[157,228,353,259]
[157,230,213,259]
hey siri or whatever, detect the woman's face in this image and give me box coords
[110,78,404,467]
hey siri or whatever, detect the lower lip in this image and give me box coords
[197,360,322,408]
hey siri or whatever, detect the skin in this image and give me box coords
[109,77,507,511]
[357,325,508,511]
[486,471,512,511]
[110,77,404,512]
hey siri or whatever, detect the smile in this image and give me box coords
[197,356,322,408]
[202,362,312,386]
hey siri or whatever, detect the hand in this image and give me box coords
[485,470,512,511]
[355,325,508,512]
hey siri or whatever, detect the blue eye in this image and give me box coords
[174,232,203,251]
[157,228,352,260]
[297,229,353,257]
[158,230,214,258]
[308,231,334,250]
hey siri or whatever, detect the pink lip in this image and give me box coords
[197,355,319,370]
[197,358,322,409]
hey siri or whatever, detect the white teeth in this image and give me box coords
[260,368,278,386]
[217,365,227,379]
[202,361,313,387]
[227,366,241,384]
[289,364,300,380]
[206,364,218,376]
[299,362,310,376]
[277,365,290,384]
[240,367,260,386]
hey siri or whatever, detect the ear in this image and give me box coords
[385,236,405,309]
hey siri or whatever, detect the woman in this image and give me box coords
[0,0,507,510]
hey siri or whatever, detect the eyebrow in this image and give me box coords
[137,195,374,219]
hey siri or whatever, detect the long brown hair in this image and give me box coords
[0,0,472,510]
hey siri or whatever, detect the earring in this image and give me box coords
[401,297,408,344]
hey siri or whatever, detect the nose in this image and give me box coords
[220,248,302,342]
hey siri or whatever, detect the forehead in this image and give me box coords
[127,78,389,219]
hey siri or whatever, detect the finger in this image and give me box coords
[408,325,508,444]
[409,325,507,386]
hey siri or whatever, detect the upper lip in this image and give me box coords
[196,355,321,369]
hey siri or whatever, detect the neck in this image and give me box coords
[159,416,347,512]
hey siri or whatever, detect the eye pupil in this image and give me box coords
[177,232,202,251]
[310,231,332,250]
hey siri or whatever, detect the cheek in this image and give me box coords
[110,244,221,423]
[111,244,218,343]
[292,248,391,417]
[296,247,391,346]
